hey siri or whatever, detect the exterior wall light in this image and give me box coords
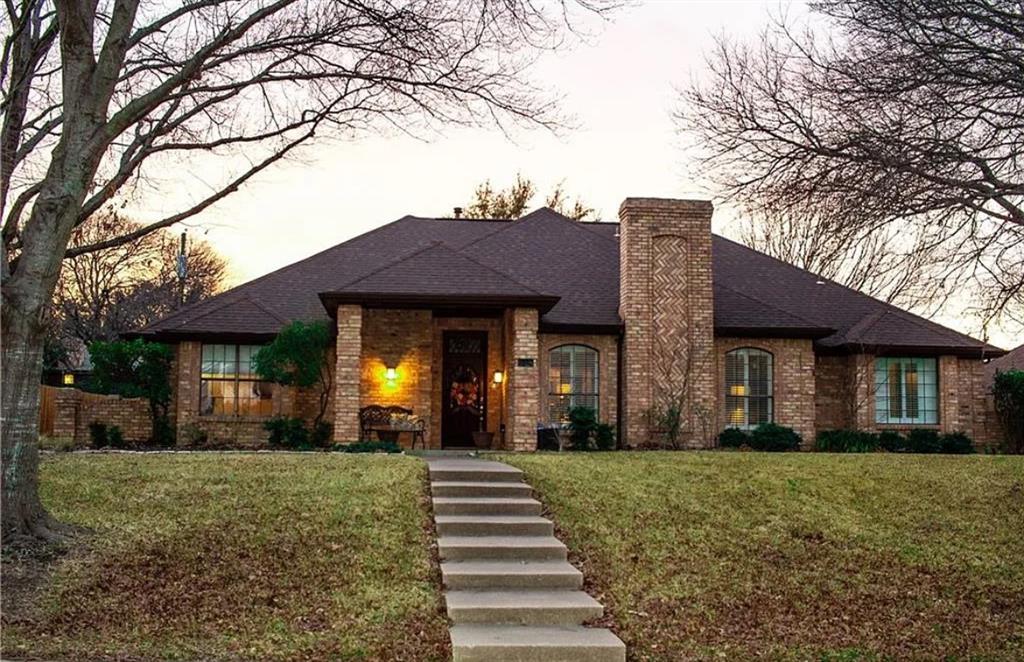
[492,370,504,384]
[63,373,75,386]
[385,367,397,381]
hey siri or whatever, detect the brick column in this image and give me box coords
[334,304,363,442]
[853,354,876,430]
[506,307,539,451]
[174,341,202,442]
[939,355,960,433]
[618,198,716,448]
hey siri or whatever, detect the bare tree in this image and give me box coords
[1,0,617,540]
[464,173,595,220]
[679,0,1023,336]
[51,211,226,354]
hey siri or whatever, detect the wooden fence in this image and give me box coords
[39,385,57,436]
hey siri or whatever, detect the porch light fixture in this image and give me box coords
[492,370,504,384]
[385,367,397,382]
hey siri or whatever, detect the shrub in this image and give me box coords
[815,430,879,453]
[993,369,1024,453]
[338,440,401,453]
[537,427,560,451]
[906,428,942,454]
[594,423,616,451]
[718,427,750,448]
[567,406,598,451]
[264,416,310,449]
[107,425,126,449]
[89,338,173,446]
[180,423,209,448]
[878,430,906,452]
[88,421,108,448]
[254,320,333,431]
[648,399,684,449]
[311,421,333,447]
[940,432,975,455]
[749,423,802,452]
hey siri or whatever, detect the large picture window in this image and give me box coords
[874,357,938,425]
[200,344,274,416]
[548,344,599,422]
[725,348,773,429]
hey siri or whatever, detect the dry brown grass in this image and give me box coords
[501,451,1024,661]
[2,453,448,661]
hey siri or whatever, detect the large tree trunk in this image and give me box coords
[1,277,63,541]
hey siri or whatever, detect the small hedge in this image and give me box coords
[815,428,974,454]
[717,423,802,451]
[264,416,333,450]
[337,440,402,454]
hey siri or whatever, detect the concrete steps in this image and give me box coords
[431,481,534,498]
[449,625,626,662]
[446,590,604,625]
[438,536,567,561]
[432,497,543,516]
[436,515,553,537]
[426,457,624,661]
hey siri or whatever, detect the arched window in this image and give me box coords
[725,348,773,429]
[548,344,599,422]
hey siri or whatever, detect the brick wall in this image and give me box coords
[52,388,152,445]
[619,198,716,448]
[506,307,540,451]
[537,333,618,427]
[334,305,363,442]
[813,352,1001,447]
[716,337,816,446]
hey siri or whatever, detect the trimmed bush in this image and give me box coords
[567,406,598,451]
[940,432,974,455]
[264,416,310,449]
[339,440,401,453]
[906,428,942,454]
[594,423,616,451]
[718,427,750,448]
[750,423,802,452]
[878,430,906,452]
[88,421,108,448]
[815,429,879,453]
[107,425,125,448]
[312,421,333,447]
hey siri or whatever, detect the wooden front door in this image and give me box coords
[442,331,487,447]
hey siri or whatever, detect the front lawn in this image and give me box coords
[500,452,1024,660]
[2,453,448,661]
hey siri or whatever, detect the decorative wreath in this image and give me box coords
[449,365,480,411]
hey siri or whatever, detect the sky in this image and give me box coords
[131,0,1019,349]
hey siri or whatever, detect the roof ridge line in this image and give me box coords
[137,215,420,332]
[331,241,442,291]
[449,243,549,297]
[714,234,992,348]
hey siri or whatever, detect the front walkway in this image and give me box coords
[426,457,625,661]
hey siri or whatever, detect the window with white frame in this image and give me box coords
[874,357,938,425]
[200,344,274,416]
[724,348,773,429]
[548,345,599,422]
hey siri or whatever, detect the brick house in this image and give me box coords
[133,198,1006,449]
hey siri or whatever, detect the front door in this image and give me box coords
[442,331,487,447]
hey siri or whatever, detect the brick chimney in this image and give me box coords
[618,198,716,447]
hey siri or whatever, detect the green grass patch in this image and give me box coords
[499,452,1024,660]
[2,453,447,661]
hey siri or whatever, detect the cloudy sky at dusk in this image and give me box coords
[130,0,1017,348]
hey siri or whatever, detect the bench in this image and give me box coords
[359,405,426,448]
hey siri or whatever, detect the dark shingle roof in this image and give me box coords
[139,208,1003,357]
